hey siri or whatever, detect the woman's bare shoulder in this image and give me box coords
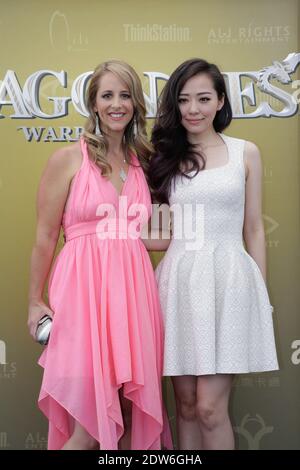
[46,141,83,178]
[244,140,262,179]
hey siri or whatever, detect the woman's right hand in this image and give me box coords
[28,300,54,341]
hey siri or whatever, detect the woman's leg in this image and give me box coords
[171,375,202,450]
[196,374,235,450]
[61,419,99,450]
[118,387,132,450]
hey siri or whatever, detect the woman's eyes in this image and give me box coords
[102,93,131,99]
[178,97,210,103]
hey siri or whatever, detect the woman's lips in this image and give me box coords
[108,113,126,121]
[185,118,205,125]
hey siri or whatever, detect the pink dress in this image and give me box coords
[38,137,172,450]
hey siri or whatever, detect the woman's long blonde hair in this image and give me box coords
[83,59,152,175]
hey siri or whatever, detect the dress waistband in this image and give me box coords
[64,219,143,242]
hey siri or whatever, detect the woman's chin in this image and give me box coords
[103,124,128,135]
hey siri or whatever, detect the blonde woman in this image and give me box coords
[28,60,172,450]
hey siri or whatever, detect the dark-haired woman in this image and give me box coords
[149,59,278,450]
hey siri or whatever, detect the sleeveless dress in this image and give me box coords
[156,133,279,376]
[38,137,172,450]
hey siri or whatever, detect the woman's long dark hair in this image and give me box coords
[148,58,232,204]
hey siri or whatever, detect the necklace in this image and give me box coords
[109,154,127,182]
[119,162,127,182]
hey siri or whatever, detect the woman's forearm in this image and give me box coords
[141,229,171,251]
[28,237,58,303]
[244,227,267,282]
[142,238,171,251]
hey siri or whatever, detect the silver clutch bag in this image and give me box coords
[35,315,52,345]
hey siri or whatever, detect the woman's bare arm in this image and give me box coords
[141,203,172,251]
[243,141,267,283]
[28,144,81,338]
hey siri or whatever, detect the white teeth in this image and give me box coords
[110,113,124,117]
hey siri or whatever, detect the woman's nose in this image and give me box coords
[111,96,121,108]
[188,99,199,114]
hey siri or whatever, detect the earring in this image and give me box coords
[95,113,102,136]
[133,116,138,139]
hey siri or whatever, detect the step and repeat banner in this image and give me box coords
[0,0,299,450]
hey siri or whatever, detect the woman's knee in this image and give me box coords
[176,392,197,421]
[196,401,227,431]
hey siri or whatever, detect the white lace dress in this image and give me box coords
[156,134,279,376]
